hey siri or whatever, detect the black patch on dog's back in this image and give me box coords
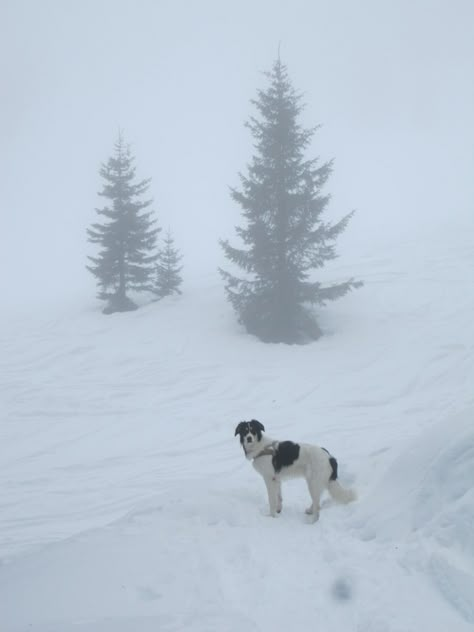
[272,441,300,473]
[321,447,338,481]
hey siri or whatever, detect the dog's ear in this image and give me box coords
[234,422,244,436]
[251,419,265,432]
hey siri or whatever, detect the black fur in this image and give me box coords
[272,441,300,473]
[328,456,338,481]
[321,447,338,480]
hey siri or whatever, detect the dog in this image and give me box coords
[235,419,356,522]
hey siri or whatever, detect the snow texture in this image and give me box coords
[1,228,473,631]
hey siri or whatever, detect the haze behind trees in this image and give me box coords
[1,1,473,315]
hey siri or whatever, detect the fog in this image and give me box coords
[2,0,473,310]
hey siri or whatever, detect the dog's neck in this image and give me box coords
[243,434,276,460]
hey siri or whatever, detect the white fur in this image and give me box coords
[241,429,356,522]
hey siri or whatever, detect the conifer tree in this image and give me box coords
[87,133,160,314]
[154,229,183,298]
[219,58,362,343]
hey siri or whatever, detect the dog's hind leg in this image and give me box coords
[306,479,324,523]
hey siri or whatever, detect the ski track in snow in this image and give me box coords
[1,232,474,631]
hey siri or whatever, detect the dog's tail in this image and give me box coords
[322,450,356,504]
[327,479,357,504]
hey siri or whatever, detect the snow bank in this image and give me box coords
[353,409,474,624]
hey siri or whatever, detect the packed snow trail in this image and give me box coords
[1,416,473,632]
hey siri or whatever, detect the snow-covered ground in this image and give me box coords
[1,226,473,631]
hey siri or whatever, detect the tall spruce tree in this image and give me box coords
[87,133,160,314]
[219,58,362,343]
[154,229,183,298]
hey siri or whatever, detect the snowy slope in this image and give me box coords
[1,226,473,631]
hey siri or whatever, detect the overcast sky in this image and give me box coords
[1,0,473,309]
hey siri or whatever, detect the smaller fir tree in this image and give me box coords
[87,132,160,314]
[154,229,183,298]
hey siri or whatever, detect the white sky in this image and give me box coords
[1,0,473,308]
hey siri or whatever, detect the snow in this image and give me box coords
[1,225,474,631]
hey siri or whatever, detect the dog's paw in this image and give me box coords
[305,505,314,515]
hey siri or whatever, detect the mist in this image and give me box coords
[2,0,473,312]
[2,4,474,627]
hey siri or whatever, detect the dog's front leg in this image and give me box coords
[263,476,280,517]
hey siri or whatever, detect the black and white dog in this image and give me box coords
[235,419,356,522]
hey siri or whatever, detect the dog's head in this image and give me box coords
[234,419,265,455]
